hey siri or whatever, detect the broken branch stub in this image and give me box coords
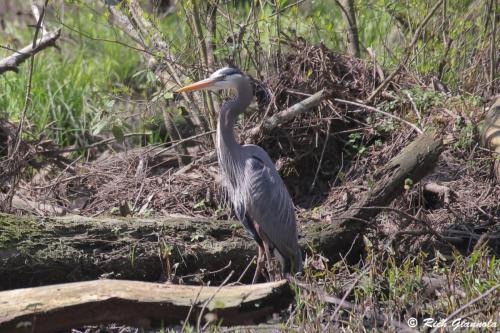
[248,90,325,139]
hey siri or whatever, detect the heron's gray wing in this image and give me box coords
[242,145,300,263]
[233,201,262,246]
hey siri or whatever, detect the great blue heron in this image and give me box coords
[176,67,302,282]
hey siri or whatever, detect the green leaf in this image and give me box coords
[112,125,125,143]
[404,178,413,190]
[193,199,206,209]
[92,120,108,136]
[164,91,174,100]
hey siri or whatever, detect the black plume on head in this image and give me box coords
[220,67,243,76]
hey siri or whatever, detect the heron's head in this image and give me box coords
[175,67,246,93]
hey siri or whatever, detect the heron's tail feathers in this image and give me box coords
[275,247,303,274]
[292,247,303,273]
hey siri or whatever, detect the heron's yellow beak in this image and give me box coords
[175,78,216,93]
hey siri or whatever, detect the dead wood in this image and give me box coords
[0,28,61,75]
[0,193,65,216]
[313,131,443,258]
[0,132,443,289]
[247,90,325,139]
[0,279,292,333]
[424,182,453,204]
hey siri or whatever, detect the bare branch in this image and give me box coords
[0,29,61,75]
[247,90,325,138]
[334,98,423,134]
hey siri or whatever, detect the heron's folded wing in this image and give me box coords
[243,153,299,259]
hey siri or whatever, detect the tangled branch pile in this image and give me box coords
[1,39,498,256]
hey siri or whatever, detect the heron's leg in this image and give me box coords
[252,245,266,284]
[252,223,271,283]
[262,240,275,282]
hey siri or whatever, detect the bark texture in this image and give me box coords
[338,0,361,58]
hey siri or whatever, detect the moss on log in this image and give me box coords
[0,214,257,289]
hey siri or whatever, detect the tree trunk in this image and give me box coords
[338,0,360,58]
[0,132,443,290]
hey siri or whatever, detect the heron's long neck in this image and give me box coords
[217,80,253,156]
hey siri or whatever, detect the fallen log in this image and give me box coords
[0,279,292,333]
[307,131,443,257]
[0,132,443,290]
[0,193,66,216]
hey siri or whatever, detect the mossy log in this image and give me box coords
[0,279,292,333]
[0,132,443,290]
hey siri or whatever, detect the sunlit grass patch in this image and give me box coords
[0,7,140,147]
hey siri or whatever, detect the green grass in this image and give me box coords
[1,0,492,148]
[171,246,498,332]
[0,7,140,147]
[283,247,498,331]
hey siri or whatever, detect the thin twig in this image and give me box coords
[429,284,499,333]
[4,0,50,212]
[404,90,423,130]
[41,132,151,154]
[310,120,331,191]
[220,324,292,332]
[334,98,423,134]
[236,255,257,284]
[14,0,50,152]
[31,1,48,35]
[181,261,233,280]
[293,280,419,333]
[196,271,234,331]
[329,268,368,322]
[152,130,216,157]
[181,285,204,332]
